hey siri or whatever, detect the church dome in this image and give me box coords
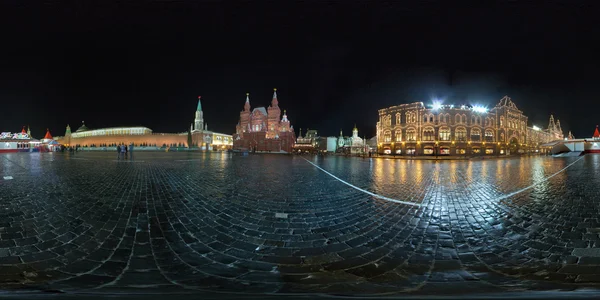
[76,121,89,133]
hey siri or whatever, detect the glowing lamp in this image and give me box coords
[472,105,488,113]
[432,101,442,110]
[533,125,540,131]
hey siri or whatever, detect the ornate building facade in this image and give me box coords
[376,96,564,155]
[336,125,367,154]
[233,89,296,152]
[55,96,233,150]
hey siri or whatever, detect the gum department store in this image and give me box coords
[376,96,568,156]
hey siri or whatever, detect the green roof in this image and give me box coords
[197,99,202,111]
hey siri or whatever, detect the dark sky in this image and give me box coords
[1,1,598,138]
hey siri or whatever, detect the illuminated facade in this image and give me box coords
[337,125,367,154]
[233,89,296,152]
[376,96,565,155]
[55,96,233,150]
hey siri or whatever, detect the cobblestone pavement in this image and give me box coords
[0,151,599,296]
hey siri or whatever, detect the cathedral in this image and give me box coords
[233,89,296,152]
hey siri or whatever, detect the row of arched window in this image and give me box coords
[382,127,500,143]
[382,113,530,129]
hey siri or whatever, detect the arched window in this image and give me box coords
[395,130,402,142]
[471,115,476,125]
[423,127,435,141]
[384,131,391,142]
[439,127,451,141]
[462,114,467,124]
[455,114,461,124]
[500,116,504,127]
[385,115,392,126]
[424,115,429,123]
[429,114,434,123]
[471,128,481,141]
[406,112,412,123]
[500,133,505,142]
[455,127,467,142]
[406,128,416,141]
[485,129,494,142]
[396,113,401,125]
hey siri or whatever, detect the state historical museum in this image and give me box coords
[233,89,296,153]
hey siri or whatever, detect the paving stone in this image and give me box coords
[0,152,599,294]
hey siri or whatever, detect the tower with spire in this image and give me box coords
[233,88,296,152]
[194,96,204,131]
[548,115,556,132]
[266,88,281,138]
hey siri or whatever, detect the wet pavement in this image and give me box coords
[0,151,600,297]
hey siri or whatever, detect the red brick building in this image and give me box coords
[233,89,296,152]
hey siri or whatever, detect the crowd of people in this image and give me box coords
[117,143,134,160]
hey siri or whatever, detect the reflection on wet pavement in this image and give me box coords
[0,152,599,296]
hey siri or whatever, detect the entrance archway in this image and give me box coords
[509,137,519,155]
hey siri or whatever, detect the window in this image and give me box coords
[500,116,504,127]
[384,131,391,142]
[485,129,494,142]
[395,130,402,142]
[406,112,412,123]
[439,127,451,141]
[429,115,434,123]
[457,148,466,154]
[406,128,416,141]
[385,115,392,126]
[455,114,461,124]
[472,148,481,154]
[396,113,401,125]
[423,127,435,141]
[424,147,434,155]
[486,148,494,154]
[455,127,467,142]
[471,128,481,141]
[462,114,467,124]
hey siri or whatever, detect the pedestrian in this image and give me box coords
[117,144,121,160]
[124,144,128,159]
[128,143,134,160]
[120,144,126,160]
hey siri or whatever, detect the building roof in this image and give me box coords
[43,129,53,140]
[253,107,268,116]
[76,122,89,132]
[593,125,600,138]
[197,96,202,111]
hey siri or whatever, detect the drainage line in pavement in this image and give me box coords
[302,158,421,207]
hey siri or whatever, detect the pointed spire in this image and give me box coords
[21,126,26,134]
[43,128,53,140]
[594,125,600,138]
[197,96,202,111]
[244,93,251,111]
[281,109,289,122]
[27,126,31,137]
[271,88,278,107]
[548,115,556,131]
[299,128,303,139]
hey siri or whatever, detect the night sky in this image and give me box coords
[1,1,598,139]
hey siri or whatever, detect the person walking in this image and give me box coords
[117,144,121,160]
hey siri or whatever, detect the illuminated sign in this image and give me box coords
[0,132,29,140]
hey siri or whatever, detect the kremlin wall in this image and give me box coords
[54,96,233,150]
